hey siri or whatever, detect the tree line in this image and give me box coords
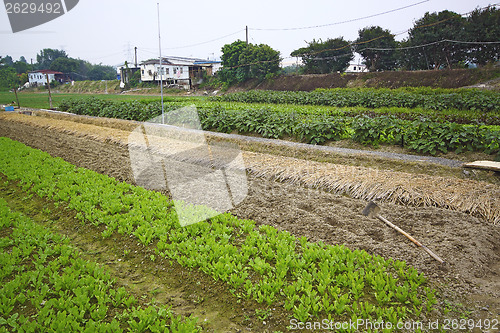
[218,6,500,83]
[0,48,116,90]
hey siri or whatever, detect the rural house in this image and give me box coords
[28,69,69,87]
[116,63,140,86]
[345,63,367,73]
[140,56,221,89]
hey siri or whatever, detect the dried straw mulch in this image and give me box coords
[241,152,500,224]
[2,112,499,224]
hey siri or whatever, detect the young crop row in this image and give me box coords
[215,87,500,113]
[58,96,500,126]
[198,108,500,155]
[57,97,500,156]
[0,137,442,330]
[0,198,200,332]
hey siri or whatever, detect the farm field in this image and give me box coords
[0,91,162,110]
[1,103,499,332]
[51,88,500,158]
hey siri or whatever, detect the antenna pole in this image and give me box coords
[157,3,164,124]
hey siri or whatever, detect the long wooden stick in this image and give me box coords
[45,74,53,109]
[13,87,20,108]
[375,213,445,263]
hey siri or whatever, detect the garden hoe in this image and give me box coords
[362,201,445,264]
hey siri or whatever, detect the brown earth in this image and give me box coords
[1,112,499,329]
[229,67,500,92]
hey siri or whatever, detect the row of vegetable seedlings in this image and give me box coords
[0,137,440,330]
[0,198,201,332]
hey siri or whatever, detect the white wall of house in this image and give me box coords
[28,72,56,86]
[345,64,367,73]
[211,62,222,73]
[140,63,190,82]
[141,63,156,81]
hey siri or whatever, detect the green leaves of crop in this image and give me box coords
[351,115,499,155]
[0,138,448,327]
[0,198,201,332]
[218,87,500,113]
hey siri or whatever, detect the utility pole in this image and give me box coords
[13,87,20,109]
[157,3,164,124]
[45,74,53,109]
[134,47,138,68]
[246,26,248,44]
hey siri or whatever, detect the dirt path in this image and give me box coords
[1,113,499,322]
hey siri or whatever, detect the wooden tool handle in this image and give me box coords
[376,214,445,264]
[421,245,445,264]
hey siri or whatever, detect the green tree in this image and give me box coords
[219,40,281,84]
[401,10,467,70]
[19,73,28,85]
[128,69,142,87]
[291,38,353,74]
[1,55,14,67]
[355,26,397,71]
[218,40,247,84]
[13,61,31,74]
[240,43,281,81]
[50,57,80,74]
[466,6,500,66]
[0,66,18,90]
[88,64,116,80]
[36,48,68,69]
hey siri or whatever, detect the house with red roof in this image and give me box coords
[28,69,69,87]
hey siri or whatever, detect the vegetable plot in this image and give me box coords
[57,97,500,156]
[0,199,201,332]
[216,88,500,113]
[0,137,443,329]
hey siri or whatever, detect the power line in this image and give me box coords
[363,39,500,52]
[223,37,500,68]
[164,29,245,50]
[250,0,430,31]
[289,4,500,59]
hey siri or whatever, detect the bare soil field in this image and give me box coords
[1,110,499,330]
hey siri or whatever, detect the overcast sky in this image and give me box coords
[0,0,496,67]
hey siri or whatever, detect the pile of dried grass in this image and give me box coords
[242,152,500,224]
[3,112,499,224]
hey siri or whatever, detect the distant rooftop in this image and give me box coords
[141,56,220,66]
[29,69,63,74]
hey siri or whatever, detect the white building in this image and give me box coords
[345,63,367,73]
[140,56,222,89]
[28,69,65,86]
[116,63,140,86]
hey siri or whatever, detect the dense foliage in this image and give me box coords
[0,198,200,332]
[354,26,398,71]
[466,6,500,66]
[0,48,116,87]
[291,37,353,74]
[290,7,499,73]
[0,66,18,91]
[401,10,467,70]
[0,138,442,327]
[218,41,281,84]
[58,96,500,156]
